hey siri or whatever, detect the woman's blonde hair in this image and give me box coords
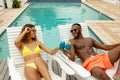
[20,24,37,43]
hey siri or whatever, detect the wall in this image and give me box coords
[103,0,120,4]
[19,0,28,4]
[0,0,5,9]
[28,0,81,2]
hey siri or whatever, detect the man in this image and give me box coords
[64,23,120,80]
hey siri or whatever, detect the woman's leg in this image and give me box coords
[35,57,52,80]
[24,66,41,80]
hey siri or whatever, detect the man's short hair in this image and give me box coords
[72,23,81,28]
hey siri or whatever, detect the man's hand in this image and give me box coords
[62,49,69,55]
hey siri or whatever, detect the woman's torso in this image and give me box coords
[20,41,41,63]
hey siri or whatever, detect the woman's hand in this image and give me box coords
[24,27,31,33]
[59,41,65,50]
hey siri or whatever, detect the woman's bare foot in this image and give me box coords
[113,74,120,80]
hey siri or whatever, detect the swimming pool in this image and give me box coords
[0,2,112,60]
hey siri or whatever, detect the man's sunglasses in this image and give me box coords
[70,28,79,33]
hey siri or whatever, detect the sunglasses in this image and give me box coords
[70,28,79,33]
[32,29,36,32]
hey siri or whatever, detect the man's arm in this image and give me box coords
[92,38,120,50]
[69,44,75,61]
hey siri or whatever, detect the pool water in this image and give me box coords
[0,2,112,60]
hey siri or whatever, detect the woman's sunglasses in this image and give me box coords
[32,29,36,32]
[70,28,79,33]
[27,29,36,32]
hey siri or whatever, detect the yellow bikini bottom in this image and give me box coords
[25,63,37,69]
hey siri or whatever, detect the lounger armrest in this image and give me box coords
[41,51,75,75]
[7,58,22,80]
[51,55,75,75]
[52,55,75,75]
[67,60,91,78]
[56,51,91,78]
[56,51,69,61]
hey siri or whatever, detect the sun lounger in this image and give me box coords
[57,23,119,80]
[6,26,75,80]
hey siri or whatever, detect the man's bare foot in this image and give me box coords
[113,74,120,80]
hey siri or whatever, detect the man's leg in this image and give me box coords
[113,61,120,80]
[91,66,111,80]
[108,46,120,80]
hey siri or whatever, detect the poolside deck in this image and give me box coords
[85,20,120,44]
[0,3,29,35]
[83,0,120,20]
[0,60,10,80]
[82,0,120,44]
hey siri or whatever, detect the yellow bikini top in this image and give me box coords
[22,44,40,57]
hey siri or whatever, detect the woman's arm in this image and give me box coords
[14,27,29,48]
[37,41,59,55]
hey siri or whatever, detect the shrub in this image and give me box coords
[12,0,21,8]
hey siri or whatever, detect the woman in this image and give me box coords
[14,24,59,80]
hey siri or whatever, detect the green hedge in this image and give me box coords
[12,0,21,8]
